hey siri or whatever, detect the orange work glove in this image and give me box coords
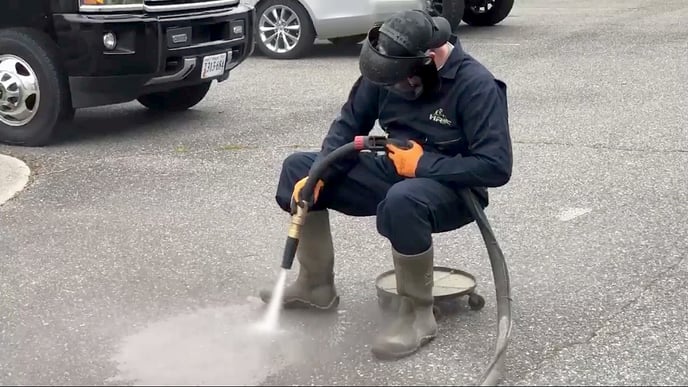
[386,140,424,178]
[292,177,324,207]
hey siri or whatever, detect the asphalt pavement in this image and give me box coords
[1,0,687,385]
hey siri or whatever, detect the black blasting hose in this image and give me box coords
[277,135,513,386]
[458,188,513,386]
[280,142,360,270]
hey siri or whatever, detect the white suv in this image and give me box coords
[242,0,515,60]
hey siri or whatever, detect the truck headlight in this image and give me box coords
[229,20,245,39]
[103,32,118,50]
[79,0,144,12]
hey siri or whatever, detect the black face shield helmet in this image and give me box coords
[358,26,431,87]
[358,10,452,86]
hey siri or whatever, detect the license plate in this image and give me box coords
[201,53,227,79]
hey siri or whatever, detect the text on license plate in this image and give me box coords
[201,53,227,79]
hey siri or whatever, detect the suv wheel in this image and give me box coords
[462,0,514,26]
[429,0,465,32]
[254,0,315,59]
[0,28,73,146]
[137,82,212,112]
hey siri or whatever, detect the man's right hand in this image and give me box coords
[291,177,324,209]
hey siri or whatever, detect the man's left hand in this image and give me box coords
[386,140,424,178]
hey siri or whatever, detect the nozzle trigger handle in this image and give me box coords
[386,138,413,150]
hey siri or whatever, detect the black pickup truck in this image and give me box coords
[0,0,255,146]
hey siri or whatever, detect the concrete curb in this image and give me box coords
[0,154,31,205]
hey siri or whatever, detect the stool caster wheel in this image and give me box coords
[468,293,485,311]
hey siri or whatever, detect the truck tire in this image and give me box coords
[0,28,73,147]
[254,0,316,59]
[462,0,514,26]
[429,0,465,32]
[137,82,212,112]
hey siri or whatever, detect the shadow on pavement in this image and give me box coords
[452,24,523,40]
[250,42,363,60]
[53,107,203,145]
[307,43,364,59]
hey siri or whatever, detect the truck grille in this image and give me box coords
[144,0,240,12]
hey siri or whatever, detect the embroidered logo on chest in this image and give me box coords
[429,108,453,127]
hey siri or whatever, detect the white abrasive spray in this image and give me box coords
[255,268,288,332]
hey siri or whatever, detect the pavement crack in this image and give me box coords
[518,254,686,381]
[512,139,688,154]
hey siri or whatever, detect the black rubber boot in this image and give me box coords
[259,210,339,310]
[371,245,437,359]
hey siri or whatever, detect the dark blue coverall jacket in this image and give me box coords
[276,38,513,255]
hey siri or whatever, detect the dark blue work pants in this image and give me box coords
[275,151,481,255]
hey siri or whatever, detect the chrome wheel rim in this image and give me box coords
[0,54,40,127]
[259,4,302,54]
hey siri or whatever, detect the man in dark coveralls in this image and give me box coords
[260,9,513,360]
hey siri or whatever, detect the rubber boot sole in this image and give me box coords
[259,290,340,311]
[370,334,436,360]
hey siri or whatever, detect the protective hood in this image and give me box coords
[358,10,452,86]
[359,26,431,86]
